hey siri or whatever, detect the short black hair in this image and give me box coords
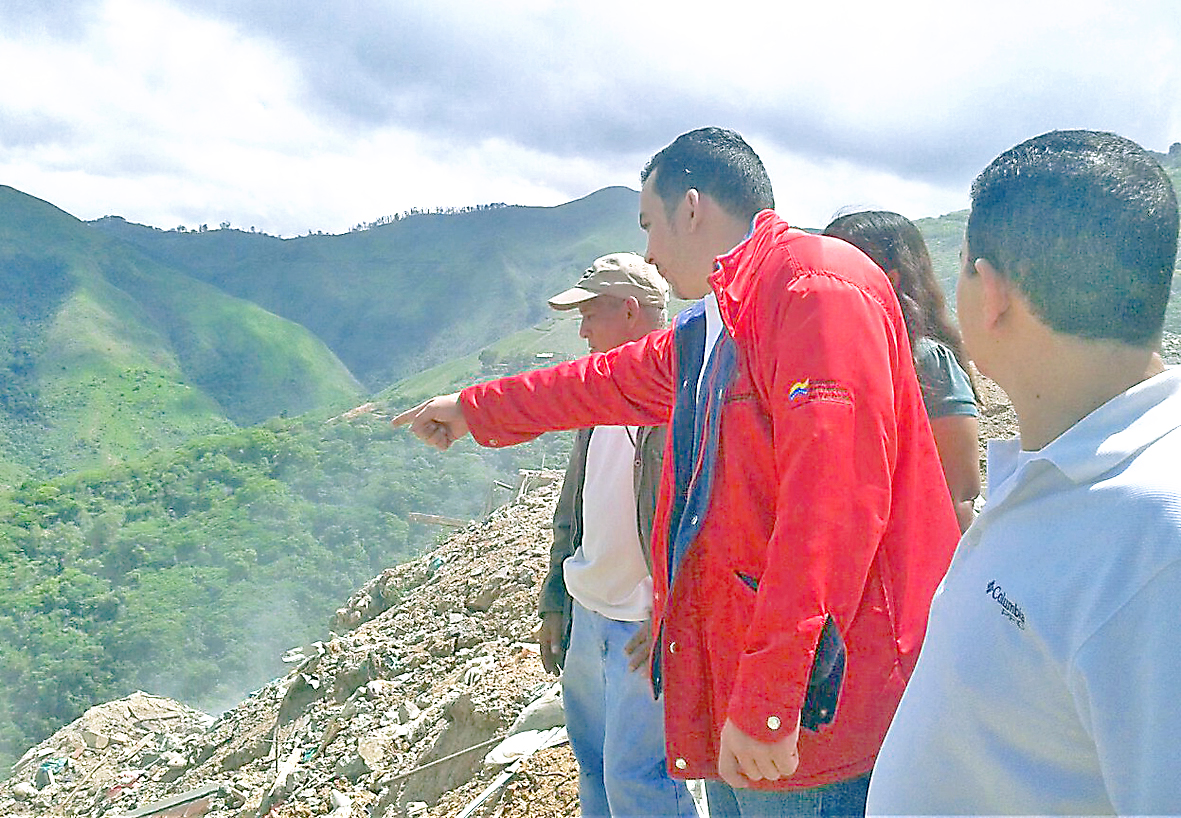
[641,127,774,223]
[966,129,1179,346]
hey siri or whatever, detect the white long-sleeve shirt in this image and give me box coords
[563,425,652,621]
[868,368,1181,816]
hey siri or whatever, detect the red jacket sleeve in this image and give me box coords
[726,269,905,740]
[460,326,678,446]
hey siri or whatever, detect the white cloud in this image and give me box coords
[758,146,972,230]
[1,0,1178,236]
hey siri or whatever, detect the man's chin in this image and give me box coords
[672,279,711,300]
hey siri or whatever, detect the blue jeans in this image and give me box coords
[562,602,697,818]
[704,774,870,817]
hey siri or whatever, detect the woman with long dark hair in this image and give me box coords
[824,210,980,531]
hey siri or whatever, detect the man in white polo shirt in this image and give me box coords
[867,130,1181,816]
[536,253,695,818]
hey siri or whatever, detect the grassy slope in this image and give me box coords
[98,250,363,425]
[0,187,227,479]
[382,312,586,405]
[0,186,364,479]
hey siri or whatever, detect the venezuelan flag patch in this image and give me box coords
[787,378,852,407]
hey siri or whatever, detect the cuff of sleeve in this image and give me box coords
[458,387,494,446]
[728,648,806,743]
[728,616,828,742]
[537,570,567,616]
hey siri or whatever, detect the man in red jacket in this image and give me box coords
[395,127,960,817]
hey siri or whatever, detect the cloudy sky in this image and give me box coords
[2,0,1178,237]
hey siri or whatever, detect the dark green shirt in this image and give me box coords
[915,337,977,419]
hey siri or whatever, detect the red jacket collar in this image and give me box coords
[708,209,791,337]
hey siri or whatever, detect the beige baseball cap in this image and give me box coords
[547,252,669,311]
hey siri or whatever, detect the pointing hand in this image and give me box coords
[390,393,469,451]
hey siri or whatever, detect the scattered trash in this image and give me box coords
[506,681,563,735]
[459,726,566,818]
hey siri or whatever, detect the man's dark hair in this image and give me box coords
[641,127,774,223]
[966,129,1179,346]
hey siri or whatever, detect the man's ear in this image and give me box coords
[683,188,700,231]
[974,257,1013,329]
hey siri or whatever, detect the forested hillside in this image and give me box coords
[91,187,649,389]
[0,186,363,483]
[0,402,571,769]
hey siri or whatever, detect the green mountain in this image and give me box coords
[90,187,650,390]
[0,186,364,482]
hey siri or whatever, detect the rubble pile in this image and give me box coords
[1,473,579,818]
[3,693,216,817]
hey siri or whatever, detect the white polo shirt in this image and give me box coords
[868,367,1181,816]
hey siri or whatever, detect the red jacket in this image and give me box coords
[461,211,960,788]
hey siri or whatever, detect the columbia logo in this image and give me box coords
[985,580,1026,630]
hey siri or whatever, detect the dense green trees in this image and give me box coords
[0,414,569,769]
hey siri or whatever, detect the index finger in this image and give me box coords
[389,402,425,428]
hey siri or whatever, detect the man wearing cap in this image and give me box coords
[538,252,695,818]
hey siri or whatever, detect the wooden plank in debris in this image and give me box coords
[407,512,471,528]
[454,726,566,818]
[118,781,226,818]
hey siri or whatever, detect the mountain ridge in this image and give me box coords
[89,186,650,390]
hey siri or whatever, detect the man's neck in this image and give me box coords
[680,199,760,298]
[704,211,758,272]
[1005,338,1164,450]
